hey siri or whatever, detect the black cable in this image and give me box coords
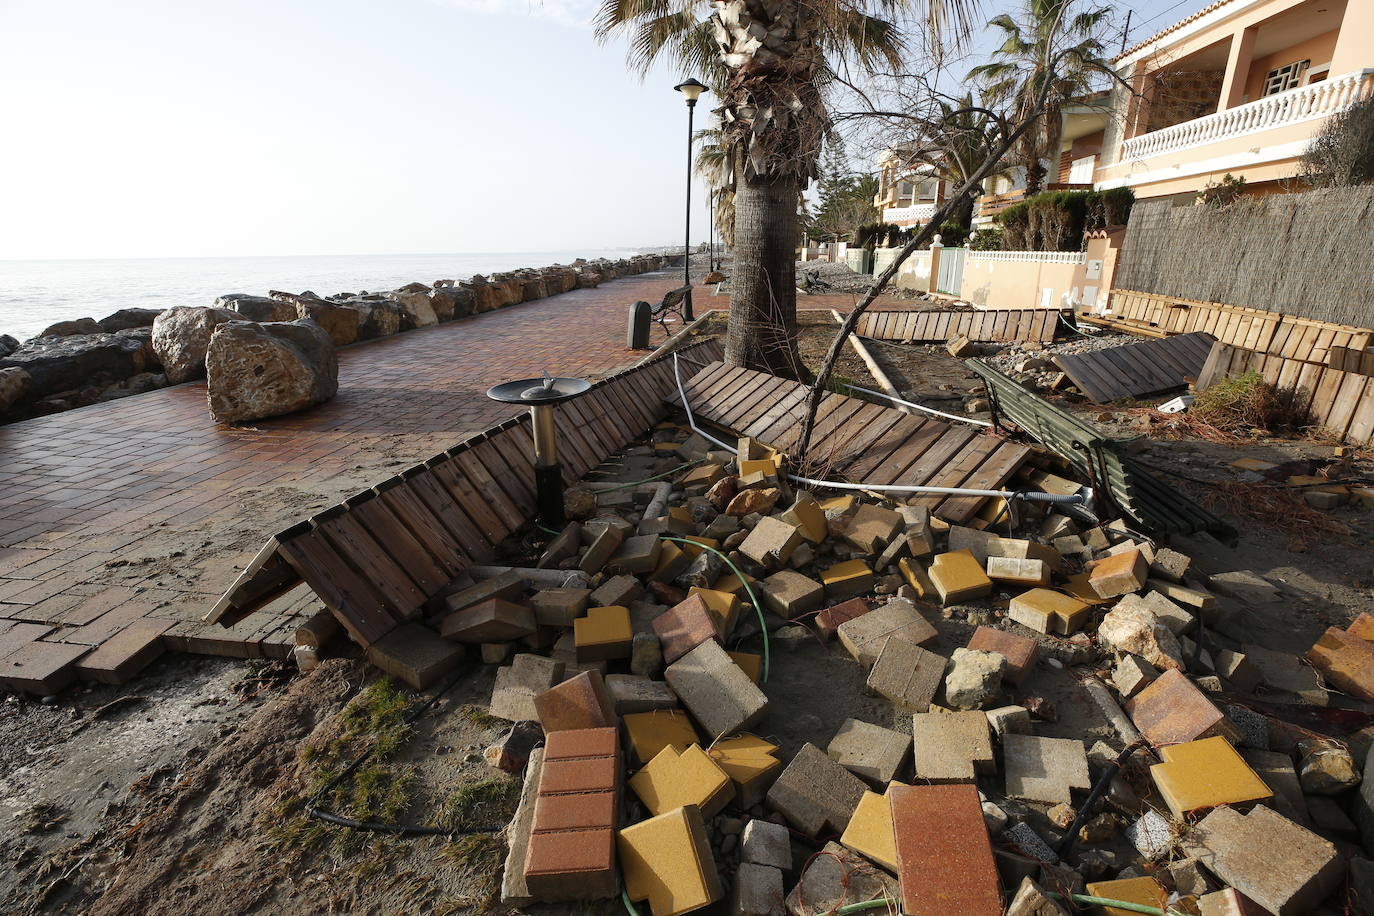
[304,667,510,837]
[1055,738,1147,859]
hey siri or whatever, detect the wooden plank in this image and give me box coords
[204,536,299,626]
[407,470,491,561]
[276,531,397,646]
[934,440,1031,523]
[893,426,979,488]
[375,481,467,579]
[842,415,931,480]
[431,458,507,543]
[451,447,523,533]
[863,419,949,485]
[317,510,428,614]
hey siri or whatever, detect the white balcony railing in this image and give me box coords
[1123,68,1374,161]
[883,203,938,224]
[967,250,1085,264]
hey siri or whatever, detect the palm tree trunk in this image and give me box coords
[725,170,805,379]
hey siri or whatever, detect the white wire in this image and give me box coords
[841,382,994,428]
[670,354,1085,505]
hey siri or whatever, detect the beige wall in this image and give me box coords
[959,257,1084,310]
[1072,230,1128,313]
[1243,28,1339,101]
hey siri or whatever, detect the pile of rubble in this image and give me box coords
[416,423,1372,915]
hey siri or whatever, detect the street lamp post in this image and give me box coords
[674,78,708,321]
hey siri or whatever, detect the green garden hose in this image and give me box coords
[592,459,701,493]
[658,535,770,682]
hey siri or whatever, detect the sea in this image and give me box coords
[0,250,638,341]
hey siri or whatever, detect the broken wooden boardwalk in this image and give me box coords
[1083,290,1373,362]
[212,338,725,651]
[672,361,1032,525]
[856,308,1063,344]
[1052,332,1214,403]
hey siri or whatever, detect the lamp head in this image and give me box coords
[674,78,708,106]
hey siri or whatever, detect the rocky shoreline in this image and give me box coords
[0,253,676,425]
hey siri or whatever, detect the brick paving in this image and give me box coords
[0,271,904,687]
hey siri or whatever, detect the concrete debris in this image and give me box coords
[374,425,1373,914]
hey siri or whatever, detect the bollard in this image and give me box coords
[628,300,651,350]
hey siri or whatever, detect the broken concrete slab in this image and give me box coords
[944,648,1006,710]
[1306,626,1374,703]
[439,597,537,643]
[841,503,903,554]
[785,840,897,916]
[739,516,803,569]
[910,710,994,783]
[604,674,677,714]
[827,718,911,786]
[1098,600,1185,671]
[766,741,868,837]
[1003,733,1091,806]
[1187,804,1342,916]
[731,862,785,916]
[1209,570,1281,604]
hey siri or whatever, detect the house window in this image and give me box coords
[897,180,914,199]
[1305,63,1331,85]
[1263,59,1310,96]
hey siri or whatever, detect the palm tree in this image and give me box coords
[898,92,996,230]
[596,0,974,378]
[694,125,736,247]
[967,0,1115,197]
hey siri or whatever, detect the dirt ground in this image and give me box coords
[4,325,1374,915]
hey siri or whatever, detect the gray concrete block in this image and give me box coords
[741,818,791,870]
[1187,805,1341,916]
[766,742,867,837]
[826,718,910,786]
[731,862,785,916]
[866,637,944,712]
[489,653,565,722]
[837,597,937,668]
[1003,734,1091,806]
[664,639,768,740]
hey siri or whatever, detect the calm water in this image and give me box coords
[0,250,635,340]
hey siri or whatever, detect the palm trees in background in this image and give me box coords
[967,0,1115,197]
[596,0,974,377]
[694,124,736,249]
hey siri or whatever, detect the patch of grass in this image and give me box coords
[264,676,421,862]
[824,371,857,396]
[435,833,507,913]
[438,776,521,832]
[458,703,503,731]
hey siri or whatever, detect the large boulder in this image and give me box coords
[205,319,337,423]
[0,334,18,357]
[341,299,403,340]
[0,331,152,398]
[543,266,577,294]
[489,273,524,307]
[152,306,240,383]
[387,283,438,329]
[97,308,163,333]
[294,301,359,347]
[575,267,603,289]
[429,285,474,321]
[0,367,31,412]
[39,317,101,338]
[216,294,295,323]
[519,273,548,301]
[463,276,502,313]
[1098,602,1185,671]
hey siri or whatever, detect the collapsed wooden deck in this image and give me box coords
[1081,290,1373,363]
[672,362,1032,526]
[1052,332,1214,403]
[856,308,1064,344]
[212,338,726,649]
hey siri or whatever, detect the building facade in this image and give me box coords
[1094,0,1374,199]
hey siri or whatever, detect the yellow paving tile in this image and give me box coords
[573,605,633,662]
[1150,736,1272,820]
[619,805,721,916]
[629,744,735,818]
[688,586,741,638]
[928,550,993,605]
[840,781,908,872]
[624,710,700,765]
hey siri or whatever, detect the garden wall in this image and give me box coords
[1114,187,1374,328]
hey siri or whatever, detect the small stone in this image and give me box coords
[1078,814,1121,844]
[1048,804,1077,830]
[630,631,663,677]
[1296,738,1360,795]
[1006,822,1058,864]
[944,648,1006,710]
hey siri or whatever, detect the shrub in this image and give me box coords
[1300,94,1374,188]
[968,227,1003,250]
[1195,173,1247,208]
[995,188,1135,250]
[936,220,969,247]
[1191,371,1310,435]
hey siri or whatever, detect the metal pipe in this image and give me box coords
[530,403,557,467]
[683,97,696,320]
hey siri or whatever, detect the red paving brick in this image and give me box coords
[0,272,904,684]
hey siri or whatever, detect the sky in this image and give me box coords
[0,0,1208,261]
